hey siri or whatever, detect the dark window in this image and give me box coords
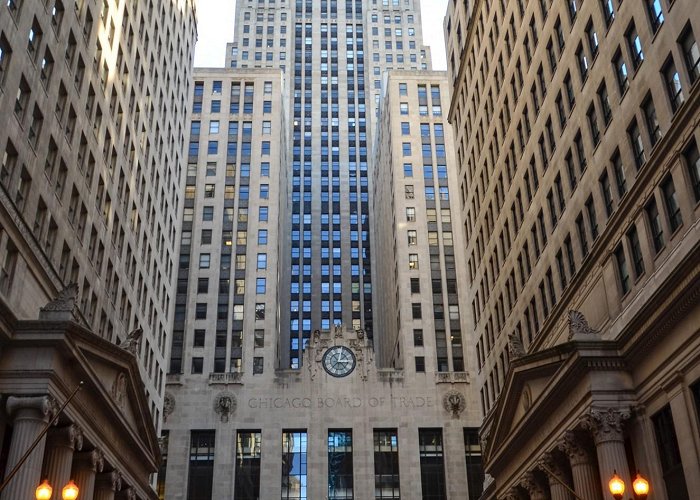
[615,244,630,295]
[235,431,261,500]
[464,429,484,500]
[374,430,400,499]
[328,431,353,500]
[419,429,447,500]
[661,176,683,232]
[645,199,665,253]
[681,26,700,84]
[652,406,690,500]
[187,431,215,500]
[415,356,425,372]
[627,226,645,278]
[683,139,700,202]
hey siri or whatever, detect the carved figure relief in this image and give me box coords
[213,392,237,422]
[111,372,127,408]
[508,333,526,359]
[119,327,143,356]
[163,393,175,422]
[39,284,79,320]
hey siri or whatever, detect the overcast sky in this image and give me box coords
[193,0,449,70]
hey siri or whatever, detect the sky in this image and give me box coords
[193,0,449,70]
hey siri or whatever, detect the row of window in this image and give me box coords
[177,427,482,500]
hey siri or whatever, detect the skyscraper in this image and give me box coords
[445,0,700,498]
[226,0,431,368]
[161,2,484,499]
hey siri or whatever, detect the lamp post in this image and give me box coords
[35,479,80,500]
[609,470,650,500]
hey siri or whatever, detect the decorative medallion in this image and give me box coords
[213,392,237,422]
[442,390,467,417]
[322,346,356,377]
[522,384,532,411]
[163,392,175,422]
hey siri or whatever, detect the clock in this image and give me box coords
[322,346,356,378]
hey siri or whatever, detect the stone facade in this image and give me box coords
[446,0,700,498]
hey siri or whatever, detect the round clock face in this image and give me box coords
[322,346,356,378]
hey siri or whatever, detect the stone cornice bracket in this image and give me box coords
[96,470,122,492]
[75,448,105,473]
[48,424,84,451]
[580,407,631,445]
[39,283,79,321]
[558,430,592,466]
[520,472,547,498]
[6,395,59,422]
[568,310,601,340]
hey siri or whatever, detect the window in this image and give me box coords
[645,198,665,253]
[614,244,630,295]
[281,431,307,500]
[683,140,700,202]
[587,105,600,146]
[681,26,700,84]
[415,357,425,372]
[411,303,422,320]
[663,58,684,112]
[646,0,664,33]
[628,119,646,169]
[627,226,645,278]
[464,429,484,500]
[407,230,417,245]
[614,51,629,94]
[401,122,410,135]
[211,100,221,113]
[626,23,644,70]
[235,432,261,500]
[256,278,266,294]
[374,430,400,499]
[328,431,353,500]
[253,357,263,374]
[402,143,411,156]
[418,429,447,500]
[406,207,416,221]
[652,406,691,500]
[413,328,423,344]
[642,96,661,146]
[600,170,614,217]
[199,254,211,269]
[661,176,683,232]
[598,82,612,125]
[187,431,215,499]
[586,21,599,59]
[601,0,615,27]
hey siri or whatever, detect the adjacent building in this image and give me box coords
[0,0,197,498]
[161,67,484,500]
[0,0,198,426]
[446,0,700,498]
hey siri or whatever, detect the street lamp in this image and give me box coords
[35,479,52,500]
[632,473,650,499]
[35,480,80,500]
[609,471,650,500]
[62,480,79,500]
[609,471,625,500]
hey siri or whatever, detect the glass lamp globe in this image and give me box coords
[609,471,625,500]
[62,480,79,500]
[633,473,650,498]
[35,479,53,500]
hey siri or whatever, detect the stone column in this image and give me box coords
[581,408,632,498]
[559,431,603,500]
[540,452,574,500]
[72,449,104,500]
[94,471,122,500]
[43,425,83,500]
[520,471,548,500]
[1,395,57,500]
